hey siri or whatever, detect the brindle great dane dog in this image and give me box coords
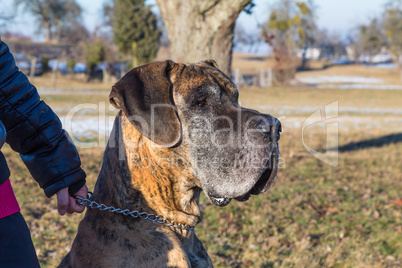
[59,60,281,268]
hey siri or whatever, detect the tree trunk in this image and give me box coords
[399,67,402,85]
[399,53,402,85]
[28,56,37,81]
[301,46,307,70]
[52,65,58,86]
[390,52,402,84]
[45,21,52,43]
[156,0,251,76]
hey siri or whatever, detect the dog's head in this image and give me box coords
[110,60,281,207]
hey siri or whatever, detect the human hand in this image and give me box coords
[56,185,88,215]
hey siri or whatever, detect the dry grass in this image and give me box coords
[197,127,401,268]
[296,64,401,85]
[232,53,275,75]
[231,52,401,85]
[239,86,402,112]
[3,63,402,267]
[31,73,114,90]
[4,125,401,267]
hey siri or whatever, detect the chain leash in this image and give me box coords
[75,192,195,230]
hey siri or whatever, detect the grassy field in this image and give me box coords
[3,63,402,267]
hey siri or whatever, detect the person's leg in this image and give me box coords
[0,212,40,268]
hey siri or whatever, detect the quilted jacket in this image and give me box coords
[0,40,86,197]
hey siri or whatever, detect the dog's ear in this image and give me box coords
[199,59,219,69]
[109,60,182,147]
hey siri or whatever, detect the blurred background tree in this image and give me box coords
[58,21,90,45]
[156,0,253,75]
[84,39,107,81]
[104,0,161,68]
[262,0,317,84]
[294,1,317,70]
[382,1,402,82]
[316,30,347,61]
[66,57,75,77]
[4,0,402,84]
[234,24,263,54]
[14,0,82,43]
[348,0,402,82]
[357,18,385,58]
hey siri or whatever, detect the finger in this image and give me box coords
[57,188,69,215]
[69,196,85,214]
[65,185,88,214]
[74,185,88,199]
[66,207,74,215]
[67,197,78,214]
[66,196,75,214]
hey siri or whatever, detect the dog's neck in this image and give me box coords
[93,114,202,228]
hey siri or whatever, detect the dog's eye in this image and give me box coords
[196,99,207,107]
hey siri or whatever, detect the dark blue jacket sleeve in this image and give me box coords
[0,41,86,197]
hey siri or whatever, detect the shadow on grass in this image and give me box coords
[239,55,267,61]
[336,133,402,152]
[296,64,330,72]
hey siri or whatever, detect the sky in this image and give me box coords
[0,0,393,42]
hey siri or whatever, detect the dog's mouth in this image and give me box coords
[209,196,232,207]
[208,146,280,207]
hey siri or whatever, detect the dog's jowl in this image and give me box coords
[59,60,281,268]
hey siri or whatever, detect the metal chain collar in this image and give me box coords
[75,192,195,230]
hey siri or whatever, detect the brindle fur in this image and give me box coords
[59,60,280,268]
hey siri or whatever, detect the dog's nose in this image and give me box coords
[273,118,281,141]
[257,117,281,142]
